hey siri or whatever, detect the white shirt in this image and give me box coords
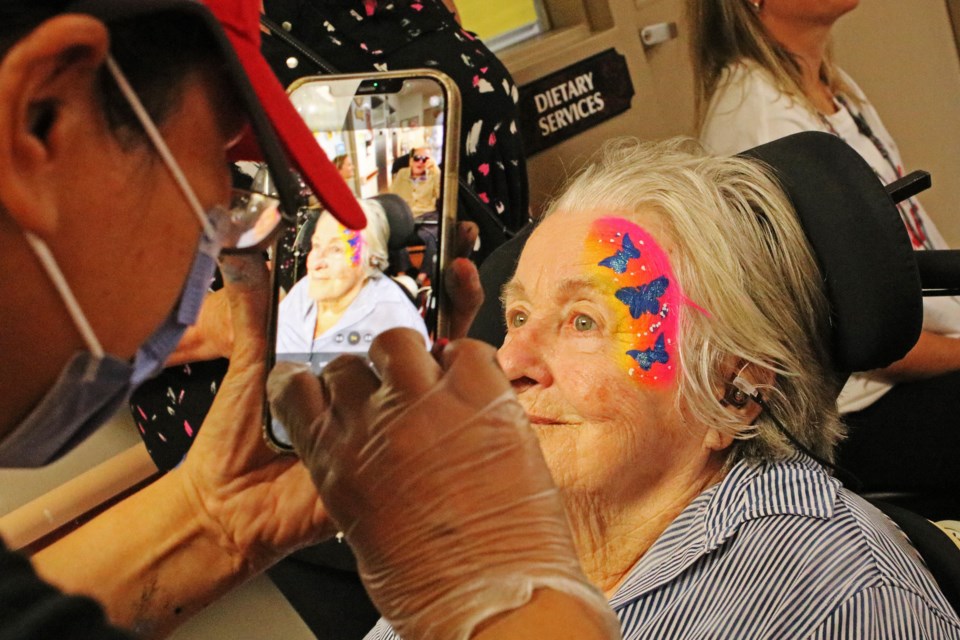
[276,274,430,363]
[701,60,960,412]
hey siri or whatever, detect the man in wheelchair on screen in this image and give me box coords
[390,146,442,285]
[275,197,429,374]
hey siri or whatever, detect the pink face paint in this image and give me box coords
[583,217,683,386]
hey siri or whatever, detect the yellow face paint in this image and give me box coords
[583,217,682,386]
[341,227,365,267]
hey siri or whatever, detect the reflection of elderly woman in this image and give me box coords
[275,199,428,357]
[349,140,959,638]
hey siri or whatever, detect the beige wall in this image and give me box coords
[499,0,695,215]
[502,0,960,245]
[833,1,960,246]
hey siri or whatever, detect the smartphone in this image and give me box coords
[264,70,462,452]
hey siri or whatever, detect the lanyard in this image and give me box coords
[823,95,932,250]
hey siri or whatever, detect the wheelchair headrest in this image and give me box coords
[740,132,923,373]
[471,132,929,374]
[369,193,416,251]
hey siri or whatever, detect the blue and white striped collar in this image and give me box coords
[610,453,841,608]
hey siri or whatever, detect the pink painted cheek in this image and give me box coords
[584,217,682,386]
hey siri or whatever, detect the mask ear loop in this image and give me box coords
[23,56,221,369]
[24,233,105,361]
[104,55,218,241]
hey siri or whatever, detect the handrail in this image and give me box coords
[0,444,160,552]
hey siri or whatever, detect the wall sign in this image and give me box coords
[518,49,635,156]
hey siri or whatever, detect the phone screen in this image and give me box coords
[264,71,461,451]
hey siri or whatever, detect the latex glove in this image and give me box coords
[268,329,619,640]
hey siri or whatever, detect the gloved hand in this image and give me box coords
[268,328,619,640]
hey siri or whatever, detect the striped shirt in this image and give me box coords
[365,454,960,639]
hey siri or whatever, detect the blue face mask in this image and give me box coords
[0,55,228,468]
[0,236,219,468]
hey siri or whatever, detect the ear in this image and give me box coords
[716,358,776,428]
[0,15,109,236]
[704,427,734,453]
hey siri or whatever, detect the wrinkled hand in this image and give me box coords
[176,253,332,574]
[268,329,613,640]
[166,287,233,366]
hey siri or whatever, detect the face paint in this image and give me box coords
[583,217,682,386]
[341,228,365,267]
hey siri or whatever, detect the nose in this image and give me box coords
[497,324,553,392]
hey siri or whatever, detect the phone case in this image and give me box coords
[264,69,462,452]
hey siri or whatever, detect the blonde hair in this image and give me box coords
[687,0,855,130]
[546,138,844,464]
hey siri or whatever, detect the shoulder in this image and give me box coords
[367,278,429,334]
[700,60,822,154]
[367,275,412,302]
[363,617,399,640]
[814,583,960,636]
[708,60,784,112]
[613,457,960,637]
[836,492,957,604]
[278,278,311,317]
[728,464,960,632]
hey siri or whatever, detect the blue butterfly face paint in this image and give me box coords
[598,233,641,274]
[584,217,682,386]
[627,333,670,371]
[615,276,670,319]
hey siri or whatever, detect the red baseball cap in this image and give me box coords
[67,0,366,230]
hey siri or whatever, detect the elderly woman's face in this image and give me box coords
[498,209,711,504]
[306,214,366,303]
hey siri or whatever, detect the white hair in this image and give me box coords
[546,138,844,464]
[357,198,390,278]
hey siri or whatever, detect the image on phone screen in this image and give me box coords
[265,71,461,451]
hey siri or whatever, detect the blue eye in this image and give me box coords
[573,314,595,331]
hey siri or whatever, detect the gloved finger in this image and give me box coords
[368,328,443,398]
[453,221,479,258]
[218,253,270,368]
[443,257,483,340]
[267,361,330,459]
[439,338,511,402]
[321,354,383,426]
[218,251,271,292]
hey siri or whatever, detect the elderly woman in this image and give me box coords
[275,198,429,361]
[687,0,960,500]
[273,139,960,638]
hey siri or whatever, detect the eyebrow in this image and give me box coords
[501,275,613,306]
